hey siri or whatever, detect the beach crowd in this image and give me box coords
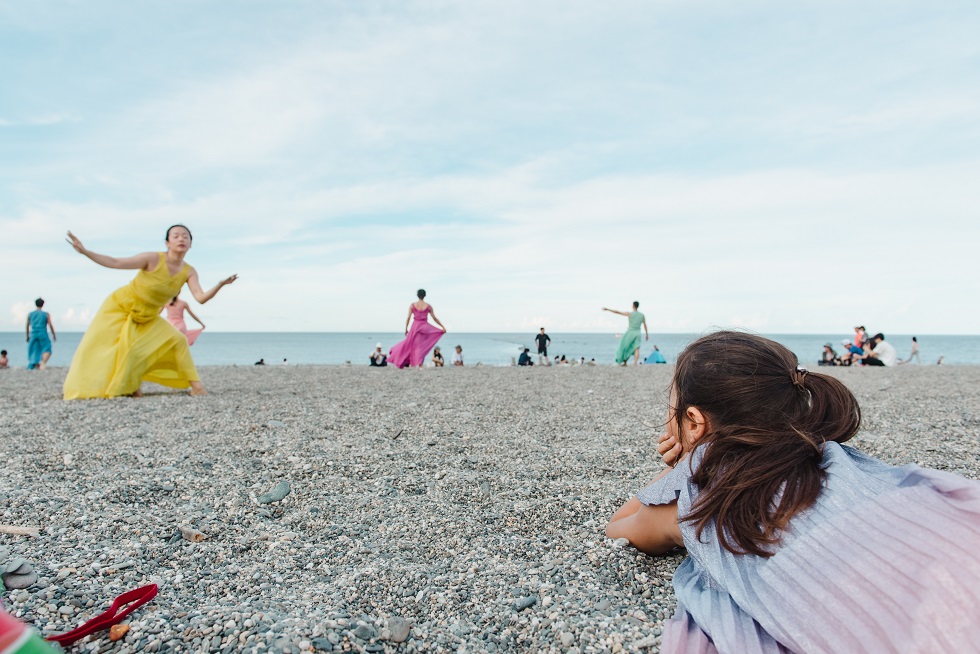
[818,325,926,367]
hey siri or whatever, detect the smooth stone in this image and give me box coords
[353,624,377,640]
[4,558,28,574]
[257,481,291,504]
[513,596,538,611]
[0,546,10,561]
[268,420,287,428]
[2,571,38,590]
[311,638,333,651]
[388,617,411,643]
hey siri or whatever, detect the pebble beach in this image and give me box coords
[2,364,979,653]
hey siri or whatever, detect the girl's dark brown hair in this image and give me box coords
[674,331,861,557]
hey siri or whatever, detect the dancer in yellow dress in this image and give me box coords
[63,225,237,399]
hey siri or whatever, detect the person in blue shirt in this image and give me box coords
[26,298,56,370]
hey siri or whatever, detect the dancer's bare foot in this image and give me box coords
[189,381,208,396]
[39,362,47,370]
[126,389,143,398]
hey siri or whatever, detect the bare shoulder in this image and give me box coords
[142,251,165,271]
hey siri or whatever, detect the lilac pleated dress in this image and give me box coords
[637,443,980,653]
[388,305,444,368]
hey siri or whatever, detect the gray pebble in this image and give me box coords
[257,481,291,504]
[513,595,538,611]
[387,617,411,643]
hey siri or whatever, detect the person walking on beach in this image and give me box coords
[26,298,56,370]
[388,289,447,368]
[900,336,921,364]
[162,294,206,345]
[535,328,551,366]
[603,302,648,366]
[606,331,980,652]
[63,226,237,399]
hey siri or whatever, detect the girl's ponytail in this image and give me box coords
[674,331,863,557]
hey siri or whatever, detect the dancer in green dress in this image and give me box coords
[603,301,648,366]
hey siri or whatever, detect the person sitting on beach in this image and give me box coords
[605,331,980,652]
[451,345,464,367]
[0,349,8,369]
[861,333,897,366]
[369,343,388,367]
[587,358,596,366]
[838,339,863,366]
[853,325,868,348]
[432,347,445,367]
[254,358,266,365]
[818,342,839,366]
[518,348,534,366]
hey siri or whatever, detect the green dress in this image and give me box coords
[615,311,644,363]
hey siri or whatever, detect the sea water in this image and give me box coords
[2,332,978,368]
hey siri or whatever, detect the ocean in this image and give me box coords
[2,332,979,368]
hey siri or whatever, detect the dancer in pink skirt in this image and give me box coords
[388,289,446,368]
[162,294,205,345]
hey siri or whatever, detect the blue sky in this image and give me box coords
[3,0,980,334]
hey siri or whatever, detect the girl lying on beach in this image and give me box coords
[606,331,980,653]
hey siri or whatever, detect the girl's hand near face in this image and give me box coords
[658,433,683,467]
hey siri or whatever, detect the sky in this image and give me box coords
[2,0,980,335]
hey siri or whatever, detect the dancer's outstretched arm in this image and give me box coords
[184,304,206,328]
[602,307,629,317]
[186,267,238,304]
[66,231,156,270]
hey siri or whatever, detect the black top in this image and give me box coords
[535,333,550,348]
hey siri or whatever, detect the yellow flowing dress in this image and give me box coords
[63,253,201,399]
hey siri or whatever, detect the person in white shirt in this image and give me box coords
[369,343,387,367]
[863,333,897,367]
[451,345,464,367]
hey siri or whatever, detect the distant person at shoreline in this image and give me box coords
[388,289,447,369]
[162,294,205,345]
[606,331,980,652]
[518,347,534,366]
[63,226,237,399]
[838,339,863,366]
[535,328,551,366]
[452,345,464,367]
[644,345,667,364]
[432,346,445,367]
[854,325,867,348]
[819,342,839,366]
[862,333,897,367]
[26,298,57,370]
[899,336,920,364]
[603,301,648,366]
[254,358,266,365]
[369,343,388,367]
[0,349,8,369]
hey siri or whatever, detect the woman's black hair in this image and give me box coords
[166,224,193,242]
[417,289,426,299]
[633,301,640,309]
[913,336,918,342]
[35,298,44,307]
